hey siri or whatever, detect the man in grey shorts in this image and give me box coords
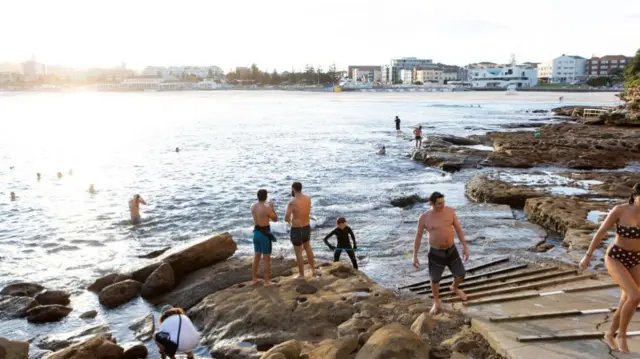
[412,191,470,314]
[285,182,318,278]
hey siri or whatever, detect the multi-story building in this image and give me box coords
[22,56,46,82]
[0,72,21,83]
[465,62,499,69]
[348,66,382,83]
[142,66,224,79]
[468,66,538,88]
[399,69,413,84]
[382,57,433,84]
[87,67,134,82]
[47,66,88,82]
[414,68,443,84]
[586,55,632,77]
[536,55,586,84]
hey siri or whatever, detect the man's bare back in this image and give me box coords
[251,201,276,227]
[419,207,455,249]
[287,194,311,227]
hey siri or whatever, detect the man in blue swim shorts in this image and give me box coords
[251,189,278,286]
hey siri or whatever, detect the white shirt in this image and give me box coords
[158,314,200,352]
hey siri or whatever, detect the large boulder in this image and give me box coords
[1,283,44,297]
[150,256,295,310]
[140,263,175,299]
[121,343,148,359]
[0,296,37,319]
[87,274,118,293]
[34,324,112,352]
[26,305,72,323]
[0,337,29,359]
[47,337,123,359]
[354,323,430,359]
[410,313,437,337]
[307,336,359,359]
[465,175,545,208]
[390,195,427,208]
[260,339,302,359]
[524,197,612,235]
[98,280,142,309]
[128,313,155,342]
[411,136,490,171]
[35,290,70,306]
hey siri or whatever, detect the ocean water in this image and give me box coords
[0,90,618,352]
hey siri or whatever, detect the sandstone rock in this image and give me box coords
[35,290,70,306]
[1,283,44,297]
[410,313,437,337]
[307,336,359,359]
[259,339,301,359]
[0,295,37,319]
[390,195,426,208]
[524,197,612,235]
[0,337,29,359]
[34,324,112,352]
[412,136,490,171]
[150,256,295,310]
[47,337,123,359]
[557,171,640,199]
[563,229,597,250]
[26,305,72,323]
[121,343,147,359]
[128,313,154,342]
[354,323,430,359]
[440,136,479,146]
[141,263,175,299]
[137,246,171,259]
[130,263,161,284]
[465,175,545,208]
[88,274,118,293]
[79,310,97,319]
[98,280,142,309]
[262,354,286,359]
[113,274,133,284]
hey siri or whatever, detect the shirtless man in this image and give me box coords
[412,191,470,314]
[285,182,318,278]
[250,189,278,286]
[129,194,147,224]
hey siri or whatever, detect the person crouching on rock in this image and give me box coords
[155,305,200,359]
[579,183,640,354]
[251,189,278,286]
[412,191,470,315]
[323,217,358,269]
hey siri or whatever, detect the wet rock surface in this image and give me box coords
[26,305,73,323]
[465,175,546,208]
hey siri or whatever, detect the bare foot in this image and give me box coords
[450,285,468,301]
[616,335,630,354]
[251,279,262,286]
[603,332,618,351]
[429,302,441,315]
[295,274,305,280]
[264,281,273,287]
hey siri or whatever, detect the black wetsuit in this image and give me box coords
[395,118,401,130]
[323,226,358,269]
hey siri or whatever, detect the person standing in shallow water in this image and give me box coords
[412,191,470,315]
[250,189,278,286]
[285,181,318,279]
[395,116,401,131]
[580,183,640,354]
[129,194,147,224]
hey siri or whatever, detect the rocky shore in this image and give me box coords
[1,233,503,359]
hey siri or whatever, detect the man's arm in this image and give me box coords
[268,202,278,222]
[413,214,425,260]
[139,197,147,205]
[284,201,293,224]
[452,209,469,260]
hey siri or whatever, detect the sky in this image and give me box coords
[1,0,639,72]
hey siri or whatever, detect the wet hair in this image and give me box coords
[292,182,302,192]
[160,307,185,323]
[257,189,268,201]
[336,217,346,225]
[429,191,445,204]
[629,183,640,204]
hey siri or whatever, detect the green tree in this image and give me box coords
[251,63,260,81]
[271,69,281,84]
[586,76,611,87]
[624,49,640,88]
[609,67,624,84]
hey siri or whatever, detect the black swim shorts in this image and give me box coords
[428,245,466,284]
[415,135,422,140]
[290,225,311,246]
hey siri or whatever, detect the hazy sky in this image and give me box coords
[1,0,638,71]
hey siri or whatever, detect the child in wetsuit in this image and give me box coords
[323,217,358,269]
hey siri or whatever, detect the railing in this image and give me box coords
[581,108,610,118]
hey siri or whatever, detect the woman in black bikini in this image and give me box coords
[580,183,640,354]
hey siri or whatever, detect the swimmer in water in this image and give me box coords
[378,146,386,155]
[37,173,41,181]
[57,172,63,179]
[89,184,96,194]
[10,192,17,201]
[175,147,180,153]
[250,189,278,286]
[129,194,147,224]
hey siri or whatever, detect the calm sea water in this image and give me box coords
[0,90,618,351]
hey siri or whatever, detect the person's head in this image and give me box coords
[159,305,185,323]
[57,172,62,178]
[419,125,423,129]
[257,189,268,202]
[429,191,445,211]
[134,194,140,201]
[10,192,16,200]
[36,173,41,178]
[336,217,347,229]
[291,182,302,197]
[395,116,399,119]
[629,183,640,206]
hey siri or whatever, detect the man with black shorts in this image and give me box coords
[285,181,318,278]
[412,191,470,314]
[413,125,423,148]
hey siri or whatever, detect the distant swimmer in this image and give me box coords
[559,96,564,103]
[378,146,386,155]
[250,189,278,286]
[89,184,96,194]
[413,126,423,148]
[175,147,180,153]
[285,181,318,278]
[57,172,63,179]
[395,116,401,131]
[129,194,147,224]
[37,173,41,181]
[10,192,17,201]
[323,217,358,269]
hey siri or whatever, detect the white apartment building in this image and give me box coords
[414,69,443,84]
[399,69,413,84]
[537,55,586,84]
[22,59,46,82]
[382,57,433,84]
[468,66,538,88]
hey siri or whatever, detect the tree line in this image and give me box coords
[225,63,342,86]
